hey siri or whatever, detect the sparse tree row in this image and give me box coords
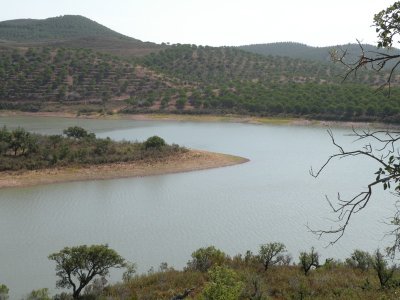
[2,243,400,299]
[0,126,184,171]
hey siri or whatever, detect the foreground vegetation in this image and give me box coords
[0,126,185,171]
[2,243,400,299]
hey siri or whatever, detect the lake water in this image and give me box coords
[0,116,395,298]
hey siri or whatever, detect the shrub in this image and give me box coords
[144,135,166,150]
[345,249,372,271]
[201,266,244,300]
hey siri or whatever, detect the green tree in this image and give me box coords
[345,249,372,271]
[122,261,137,283]
[48,244,125,299]
[258,242,287,271]
[299,247,320,276]
[201,266,243,300]
[0,126,11,155]
[9,127,37,156]
[26,288,51,300]
[0,284,9,300]
[144,135,166,150]
[63,126,93,139]
[372,249,396,288]
[187,246,227,272]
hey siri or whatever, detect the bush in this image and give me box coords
[345,249,372,271]
[201,266,244,300]
[144,135,166,150]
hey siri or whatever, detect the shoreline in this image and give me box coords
[0,110,398,129]
[0,150,249,189]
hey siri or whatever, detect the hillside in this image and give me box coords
[1,44,400,123]
[1,16,400,123]
[0,15,163,57]
[0,46,174,112]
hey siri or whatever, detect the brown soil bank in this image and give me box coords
[0,150,248,189]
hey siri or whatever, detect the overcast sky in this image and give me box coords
[0,1,395,47]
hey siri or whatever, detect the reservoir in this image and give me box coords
[0,116,394,298]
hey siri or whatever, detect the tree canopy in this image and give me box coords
[48,244,125,299]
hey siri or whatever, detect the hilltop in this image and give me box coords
[0,15,163,56]
[1,16,400,123]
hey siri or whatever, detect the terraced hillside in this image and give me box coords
[134,44,400,122]
[2,43,400,122]
[0,47,173,112]
[1,14,400,122]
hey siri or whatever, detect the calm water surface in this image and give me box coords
[0,116,395,298]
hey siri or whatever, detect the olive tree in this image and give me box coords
[48,244,125,299]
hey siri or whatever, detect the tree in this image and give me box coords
[311,2,400,256]
[372,249,396,288]
[299,247,319,276]
[143,135,166,150]
[331,2,400,89]
[186,246,227,272]
[26,288,51,300]
[9,127,37,156]
[258,242,287,271]
[0,284,9,300]
[63,126,94,139]
[48,244,125,299]
[345,249,373,271]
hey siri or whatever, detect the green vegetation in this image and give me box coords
[0,126,186,171]
[0,46,169,109]
[5,243,400,299]
[1,16,400,123]
[0,15,163,57]
[1,43,399,122]
[48,244,125,299]
[0,15,133,42]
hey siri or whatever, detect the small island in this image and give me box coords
[0,126,248,188]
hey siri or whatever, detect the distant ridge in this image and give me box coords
[0,15,163,56]
[0,15,133,42]
[239,42,400,64]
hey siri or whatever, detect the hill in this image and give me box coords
[0,15,163,57]
[239,42,400,66]
[1,16,400,123]
[0,15,131,42]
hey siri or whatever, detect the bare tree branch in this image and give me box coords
[310,129,400,245]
